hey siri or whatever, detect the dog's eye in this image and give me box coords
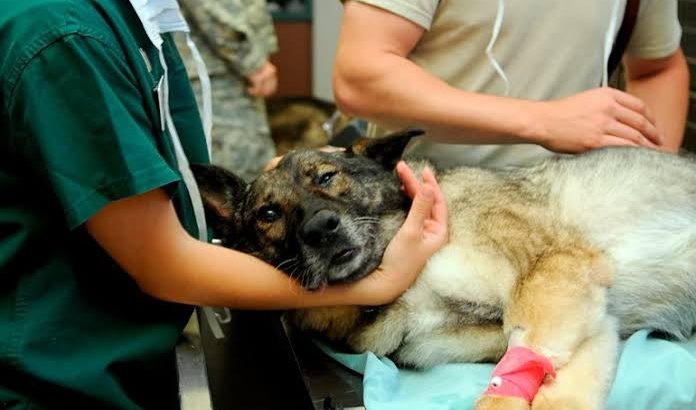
[316,171,337,188]
[257,205,281,223]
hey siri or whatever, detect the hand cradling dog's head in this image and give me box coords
[192,129,424,290]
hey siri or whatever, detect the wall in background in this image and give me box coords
[269,0,313,98]
[312,1,342,102]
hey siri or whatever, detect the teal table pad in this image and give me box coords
[320,330,696,410]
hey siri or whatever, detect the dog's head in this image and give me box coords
[193,129,423,290]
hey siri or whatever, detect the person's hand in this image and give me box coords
[348,162,448,305]
[264,155,283,171]
[246,60,278,98]
[529,88,664,153]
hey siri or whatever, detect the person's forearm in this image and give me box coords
[334,0,660,153]
[142,233,362,309]
[86,189,362,309]
[334,52,542,145]
[625,49,689,152]
[88,173,447,311]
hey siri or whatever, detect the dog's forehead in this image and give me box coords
[247,150,334,199]
[248,168,293,204]
[282,149,344,173]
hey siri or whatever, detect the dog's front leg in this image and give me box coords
[531,317,618,410]
[475,247,616,410]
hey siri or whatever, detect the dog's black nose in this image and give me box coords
[301,210,340,246]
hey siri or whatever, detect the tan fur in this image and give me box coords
[292,306,362,341]
[189,139,695,409]
[284,147,696,410]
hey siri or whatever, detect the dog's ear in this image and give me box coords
[191,164,248,242]
[348,128,424,169]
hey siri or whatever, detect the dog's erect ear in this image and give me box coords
[348,128,424,169]
[190,163,248,237]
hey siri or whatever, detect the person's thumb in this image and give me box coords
[404,185,434,231]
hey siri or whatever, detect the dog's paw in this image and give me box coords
[474,395,530,410]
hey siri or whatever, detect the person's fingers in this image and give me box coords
[613,105,662,146]
[264,75,278,97]
[604,121,645,145]
[421,167,447,226]
[247,83,261,96]
[610,89,656,124]
[599,134,641,148]
[403,184,434,230]
[606,122,659,149]
[264,155,283,171]
[263,80,277,97]
[248,78,275,98]
[610,90,662,146]
[319,145,345,153]
[396,161,420,200]
[246,72,265,96]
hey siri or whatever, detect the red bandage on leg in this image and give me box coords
[482,346,556,404]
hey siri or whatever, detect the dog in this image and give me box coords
[192,129,696,410]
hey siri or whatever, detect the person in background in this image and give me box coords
[179,0,280,180]
[334,0,688,169]
[0,1,448,409]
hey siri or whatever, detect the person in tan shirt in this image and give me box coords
[334,0,688,168]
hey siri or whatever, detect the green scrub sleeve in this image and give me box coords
[6,32,180,230]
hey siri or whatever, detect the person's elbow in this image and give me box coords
[118,232,198,306]
[333,65,367,117]
[134,273,182,303]
[333,56,387,118]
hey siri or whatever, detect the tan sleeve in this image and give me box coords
[625,0,682,59]
[348,0,440,30]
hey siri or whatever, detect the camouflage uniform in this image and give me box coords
[178,0,278,181]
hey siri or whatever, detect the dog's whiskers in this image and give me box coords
[355,216,380,221]
[276,256,300,272]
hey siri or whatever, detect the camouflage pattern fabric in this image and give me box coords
[177,0,278,181]
[179,0,278,76]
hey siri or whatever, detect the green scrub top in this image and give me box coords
[0,1,210,409]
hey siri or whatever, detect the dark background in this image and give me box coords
[678,1,696,151]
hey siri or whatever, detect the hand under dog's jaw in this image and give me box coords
[297,212,406,290]
[301,244,377,288]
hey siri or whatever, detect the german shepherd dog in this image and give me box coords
[192,130,696,410]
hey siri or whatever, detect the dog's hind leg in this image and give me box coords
[474,246,616,410]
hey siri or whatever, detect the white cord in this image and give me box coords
[185,34,213,157]
[158,50,209,242]
[486,0,510,95]
[603,0,623,86]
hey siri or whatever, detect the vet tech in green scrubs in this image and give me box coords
[0,1,451,408]
[0,0,209,408]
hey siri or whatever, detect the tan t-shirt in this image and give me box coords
[356,0,682,168]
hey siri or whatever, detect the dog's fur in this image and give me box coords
[193,130,696,410]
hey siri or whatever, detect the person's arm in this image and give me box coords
[624,48,689,152]
[86,162,447,309]
[334,1,662,153]
[246,59,278,97]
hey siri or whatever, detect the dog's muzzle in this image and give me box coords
[300,209,341,246]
